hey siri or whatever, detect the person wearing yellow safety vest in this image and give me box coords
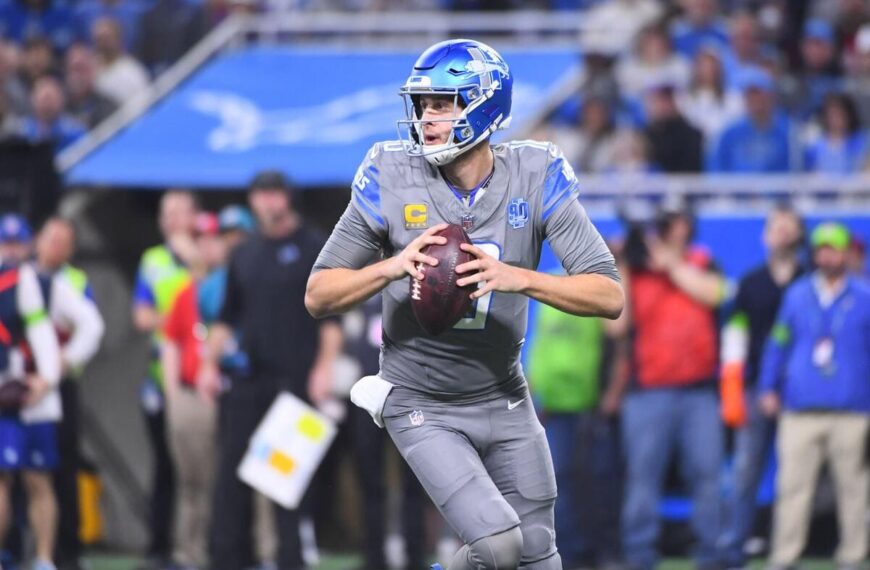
[132,191,200,570]
[34,218,105,570]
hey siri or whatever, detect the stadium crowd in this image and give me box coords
[0,1,869,570]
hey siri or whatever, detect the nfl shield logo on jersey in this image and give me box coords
[409,410,425,427]
[507,198,529,229]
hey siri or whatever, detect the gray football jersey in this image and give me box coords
[313,139,618,402]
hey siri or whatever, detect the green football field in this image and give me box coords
[83,553,838,570]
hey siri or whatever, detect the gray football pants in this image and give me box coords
[383,385,560,569]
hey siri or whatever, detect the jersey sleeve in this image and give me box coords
[541,145,619,281]
[132,269,155,306]
[17,264,61,386]
[312,145,388,272]
[51,275,105,370]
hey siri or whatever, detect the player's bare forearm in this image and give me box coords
[305,262,393,318]
[520,270,624,319]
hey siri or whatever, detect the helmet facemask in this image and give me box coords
[397,81,506,166]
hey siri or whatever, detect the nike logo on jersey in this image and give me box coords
[507,398,525,410]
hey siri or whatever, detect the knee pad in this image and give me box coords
[519,552,562,570]
[518,499,557,565]
[461,526,524,570]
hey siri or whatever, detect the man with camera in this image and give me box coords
[616,202,727,570]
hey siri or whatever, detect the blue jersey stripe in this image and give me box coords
[542,185,577,221]
[359,166,381,211]
[354,192,385,227]
[541,157,578,221]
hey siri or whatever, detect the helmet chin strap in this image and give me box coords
[422,116,504,166]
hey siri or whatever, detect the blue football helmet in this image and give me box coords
[398,39,513,166]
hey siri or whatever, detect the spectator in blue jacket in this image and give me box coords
[781,19,843,121]
[804,93,869,174]
[0,0,79,51]
[21,76,85,152]
[670,0,729,59]
[707,67,794,172]
[758,222,870,570]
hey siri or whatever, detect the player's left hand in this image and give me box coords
[456,243,529,299]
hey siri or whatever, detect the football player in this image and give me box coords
[306,39,623,570]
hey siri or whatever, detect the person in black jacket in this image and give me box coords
[199,171,342,570]
[644,82,703,172]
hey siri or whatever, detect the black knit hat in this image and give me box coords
[249,170,293,193]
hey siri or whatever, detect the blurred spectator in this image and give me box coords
[64,43,117,129]
[616,24,691,102]
[21,76,86,152]
[527,302,622,570]
[643,83,703,172]
[707,67,794,172]
[132,190,200,570]
[607,129,655,173]
[33,217,105,570]
[0,89,25,140]
[73,0,145,53]
[781,19,842,120]
[719,205,805,570]
[199,172,341,570]
[833,0,870,58]
[758,223,870,570]
[579,46,621,108]
[162,212,222,570]
[676,45,745,143]
[843,24,870,126]
[804,93,868,174]
[724,12,766,87]
[582,0,663,57]
[0,214,62,570]
[0,40,29,116]
[549,96,619,173]
[618,203,726,570]
[19,37,56,92]
[846,234,870,279]
[0,0,78,51]
[670,0,729,58]
[549,45,622,129]
[847,235,866,279]
[136,0,206,76]
[91,17,150,106]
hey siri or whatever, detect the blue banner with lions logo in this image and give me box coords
[66,45,578,188]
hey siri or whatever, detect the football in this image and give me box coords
[0,379,28,412]
[410,224,476,335]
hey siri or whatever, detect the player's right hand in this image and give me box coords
[381,223,449,282]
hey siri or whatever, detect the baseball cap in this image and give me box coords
[218,205,255,233]
[738,67,774,93]
[249,170,292,193]
[0,214,32,243]
[194,212,220,236]
[803,19,834,44]
[811,222,850,251]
